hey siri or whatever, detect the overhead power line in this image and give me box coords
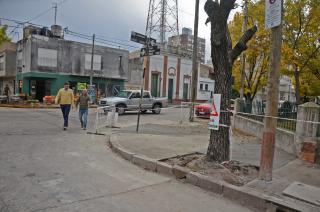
[8,0,69,36]
[64,29,139,51]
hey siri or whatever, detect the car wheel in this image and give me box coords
[141,110,147,114]
[195,111,199,116]
[152,104,161,114]
[116,104,126,115]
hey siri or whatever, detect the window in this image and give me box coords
[200,83,203,91]
[85,53,101,70]
[112,85,121,96]
[131,92,141,99]
[0,55,4,71]
[143,92,151,98]
[205,84,209,91]
[17,51,22,67]
[38,48,57,67]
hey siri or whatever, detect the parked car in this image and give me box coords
[195,99,235,118]
[99,90,168,115]
[195,101,211,118]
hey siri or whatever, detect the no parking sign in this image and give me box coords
[208,94,221,130]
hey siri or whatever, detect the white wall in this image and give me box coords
[148,54,214,101]
[197,77,215,101]
[167,56,178,98]
[149,55,164,96]
[179,58,192,100]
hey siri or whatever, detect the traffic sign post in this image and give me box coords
[265,0,282,29]
[140,45,160,57]
[131,31,156,46]
[208,94,221,130]
[130,31,160,132]
[131,31,160,57]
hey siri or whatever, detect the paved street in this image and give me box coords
[0,107,253,212]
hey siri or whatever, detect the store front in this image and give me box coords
[17,71,125,102]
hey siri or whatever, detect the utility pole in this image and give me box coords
[136,66,146,132]
[240,0,248,99]
[189,0,199,122]
[90,34,95,86]
[53,3,58,25]
[259,0,283,181]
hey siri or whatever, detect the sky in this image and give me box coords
[0,0,242,61]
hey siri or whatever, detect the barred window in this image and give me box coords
[85,53,101,71]
[38,48,57,67]
[0,55,4,71]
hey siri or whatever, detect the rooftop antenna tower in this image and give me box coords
[145,0,179,45]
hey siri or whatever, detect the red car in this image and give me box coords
[195,99,234,118]
[195,101,212,118]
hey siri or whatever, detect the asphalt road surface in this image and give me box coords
[0,107,253,212]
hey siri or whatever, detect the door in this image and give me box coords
[183,83,188,101]
[168,78,174,103]
[151,74,158,97]
[142,91,152,109]
[127,91,141,110]
[35,80,46,102]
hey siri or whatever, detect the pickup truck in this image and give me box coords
[99,90,168,115]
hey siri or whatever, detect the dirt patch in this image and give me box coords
[163,153,259,186]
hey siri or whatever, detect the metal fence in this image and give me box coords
[238,100,297,132]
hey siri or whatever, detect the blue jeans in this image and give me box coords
[60,104,71,127]
[79,109,88,128]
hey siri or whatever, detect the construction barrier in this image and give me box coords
[93,105,118,134]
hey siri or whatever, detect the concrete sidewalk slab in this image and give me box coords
[283,182,320,206]
[109,123,320,211]
[112,124,295,169]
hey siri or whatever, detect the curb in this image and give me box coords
[108,134,319,212]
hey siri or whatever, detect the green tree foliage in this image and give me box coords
[0,25,11,46]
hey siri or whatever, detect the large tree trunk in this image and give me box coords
[205,0,257,162]
[207,32,232,162]
[294,66,300,104]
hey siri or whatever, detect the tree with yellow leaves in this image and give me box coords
[229,0,269,102]
[282,0,320,103]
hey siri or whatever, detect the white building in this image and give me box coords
[127,54,215,103]
[255,75,295,103]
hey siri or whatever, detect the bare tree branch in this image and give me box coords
[229,25,257,65]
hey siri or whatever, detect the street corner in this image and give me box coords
[109,133,136,162]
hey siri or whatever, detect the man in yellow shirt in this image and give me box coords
[55,82,74,130]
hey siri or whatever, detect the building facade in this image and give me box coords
[255,75,296,103]
[16,26,129,101]
[127,54,214,103]
[168,27,206,63]
[0,42,17,95]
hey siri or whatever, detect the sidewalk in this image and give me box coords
[108,122,320,211]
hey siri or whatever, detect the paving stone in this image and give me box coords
[283,182,320,206]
